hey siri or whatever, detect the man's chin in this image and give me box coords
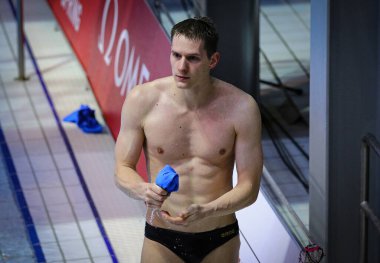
[175,81,191,89]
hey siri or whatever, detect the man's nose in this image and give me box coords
[178,58,188,72]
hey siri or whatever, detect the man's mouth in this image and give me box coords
[176,75,190,81]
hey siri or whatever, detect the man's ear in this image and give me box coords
[209,52,220,69]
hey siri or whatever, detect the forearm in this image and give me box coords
[115,165,148,201]
[203,182,259,218]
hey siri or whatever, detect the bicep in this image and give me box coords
[115,90,145,170]
[234,97,263,187]
[115,124,144,170]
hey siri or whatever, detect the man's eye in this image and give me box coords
[187,56,200,62]
[172,53,181,58]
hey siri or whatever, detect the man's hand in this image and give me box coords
[160,204,205,225]
[144,183,169,208]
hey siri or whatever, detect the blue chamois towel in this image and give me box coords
[155,165,179,192]
[63,104,103,134]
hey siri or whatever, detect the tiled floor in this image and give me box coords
[0,0,144,262]
[0,128,36,262]
[0,0,310,262]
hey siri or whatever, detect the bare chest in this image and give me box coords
[143,105,235,164]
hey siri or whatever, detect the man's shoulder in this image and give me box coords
[127,76,172,102]
[214,78,260,121]
[132,76,171,93]
[214,78,257,105]
[122,77,173,121]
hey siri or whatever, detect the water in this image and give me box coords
[148,208,159,225]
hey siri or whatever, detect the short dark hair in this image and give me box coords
[170,17,219,58]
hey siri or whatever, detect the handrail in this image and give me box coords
[360,133,380,263]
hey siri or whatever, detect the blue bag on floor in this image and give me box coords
[155,165,179,192]
[63,104,103,134]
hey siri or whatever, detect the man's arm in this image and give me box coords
[161,94,263,224]
[114,86,168,208]
[214,94,263,211]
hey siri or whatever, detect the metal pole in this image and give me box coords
[17,0,27,80]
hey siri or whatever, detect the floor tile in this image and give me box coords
[60,239,90,260]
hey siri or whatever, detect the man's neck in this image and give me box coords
[176,77,215,110]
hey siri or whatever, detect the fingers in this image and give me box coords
[152,184,169,196]
[178,204,199,218]
[160,210,187,225]
[144,183,169,208]
[161,204,203,225]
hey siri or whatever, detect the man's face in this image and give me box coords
[170,35,216,89]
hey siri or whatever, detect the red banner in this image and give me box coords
[47,0,172,180]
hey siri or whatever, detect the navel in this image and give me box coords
[157,147,164,154]
[219,148,226,155]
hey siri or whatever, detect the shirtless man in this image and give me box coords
[115,17,263,263]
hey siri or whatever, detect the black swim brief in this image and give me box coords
[145,221,239,263]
